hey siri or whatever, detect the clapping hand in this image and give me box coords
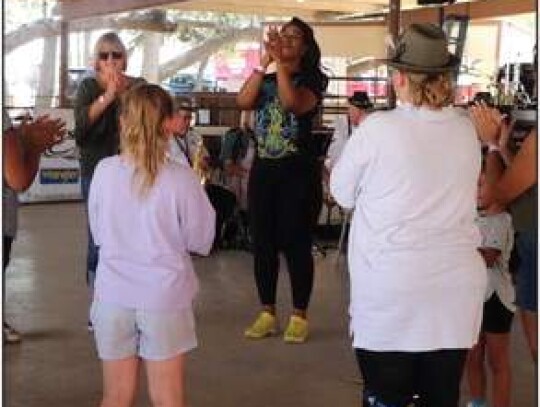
[102,66,129,98]
[469,102,505,145]
[264,26,283,64]
[21,115,67,154]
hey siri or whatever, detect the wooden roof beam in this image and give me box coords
[59,0,188,21]
[401,0,535,26]
[58,0,536,24]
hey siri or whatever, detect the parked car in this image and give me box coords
[162,74,217,95]
[162,74,196,95]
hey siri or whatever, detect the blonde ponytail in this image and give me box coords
[119,84,173,197]
[406,71,454,109]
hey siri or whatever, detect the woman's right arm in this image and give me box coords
[74,79,99,144]
[74,74,117,144]
[87,69,123,126]
[86,89,116,127]
[236,54,271,110]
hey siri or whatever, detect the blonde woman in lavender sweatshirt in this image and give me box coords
[88,83,215,407]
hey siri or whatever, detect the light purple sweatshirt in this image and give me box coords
[88,155,215,310]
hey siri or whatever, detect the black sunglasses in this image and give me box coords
[98,51,123,61]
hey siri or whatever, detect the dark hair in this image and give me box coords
[226,127,247,163]
[284,17,328,95]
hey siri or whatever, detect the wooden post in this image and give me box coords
[59,20,69,107]
[387,0,400,108]
[37,35,58,107]
[141,32,162,83]
[438,6,445,27]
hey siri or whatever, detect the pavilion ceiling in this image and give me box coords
[57,0,435,21]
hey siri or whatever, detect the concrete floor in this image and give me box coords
[4,202,537,407]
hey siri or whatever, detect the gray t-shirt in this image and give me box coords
[3,109,18,238]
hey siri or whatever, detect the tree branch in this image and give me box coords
[158,27,260,81]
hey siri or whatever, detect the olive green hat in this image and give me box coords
[387,23,460,73]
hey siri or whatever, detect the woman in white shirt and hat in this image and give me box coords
[330,23,486,407]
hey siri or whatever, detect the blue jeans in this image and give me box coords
[81,175,99,288]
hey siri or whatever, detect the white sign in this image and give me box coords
[19,108,82,203]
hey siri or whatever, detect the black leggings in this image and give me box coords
[355,348,468,407]
[248,156,317,311]
[205,183,237,249]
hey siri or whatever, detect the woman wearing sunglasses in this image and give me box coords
[74,32,145,324]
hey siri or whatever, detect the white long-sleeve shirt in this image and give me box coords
[89,155,215,310]
[330,104,486,351]
[325,115,350,170]
[168,129,205,167]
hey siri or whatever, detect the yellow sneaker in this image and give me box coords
[283,315,308,343]
[244,311,277,339]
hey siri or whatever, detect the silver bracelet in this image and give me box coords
[253,65,266,75]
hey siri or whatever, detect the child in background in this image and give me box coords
[466,171,515,407]
[220,111,256,212]
[88,83,215,407]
